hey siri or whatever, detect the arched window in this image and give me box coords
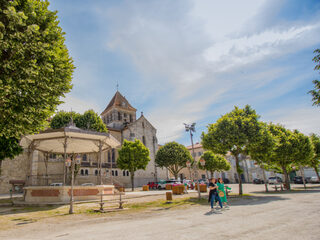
[126,171,129,176]
[123,171,126,176]
[80,169,84,175]
[82,154,87,161]
[112,170,114,176]
[142,136,146,145]
[115,170,118,176]
[95,170,98,176]
[130,114,132,122]
[118,112,121,121]
[85,169,89,175]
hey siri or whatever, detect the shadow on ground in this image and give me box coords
[251,188,320,195]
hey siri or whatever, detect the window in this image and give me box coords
[108,151,111,162]
[142,122,145,128]
[123,171,126,176]
[130,133,135,138]
[142,136,146,145]
[112,170,114,176]
[49,153,56,159]
[118,112,121,121]
[130,114,132,122]
[124,113,127,118]
[95,170,98,176]
[126,171,129,176]
[201,174,206,179]
[80,169,84,175]
[82,154,87,161]
[85,169,89,175]
[198,152,202,156]
[115,170,118,176]
[112,149,115,162]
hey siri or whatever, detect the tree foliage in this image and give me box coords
[0,0,74,161]
[309,133,320,181]
[309,49,320,106]
[50,110,108,133]
[201,105,261,195]
[117,139,150,191]
[198,151,230,176]
[155,142,192,179]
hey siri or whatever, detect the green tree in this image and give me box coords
[201,105,261,195]
[50,110,108,133]
[155,142,192,180]
[117,139,150,191]
[268,124,299,190]
[248,122,276,192]
[198,151,230,178]
[0,0,74,161]
[309,49,320,106]
[309,133,320,181]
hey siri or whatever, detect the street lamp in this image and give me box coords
[184,123,201,200]
[186,160,192,180]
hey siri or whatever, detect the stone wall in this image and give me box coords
[0,150,29,194]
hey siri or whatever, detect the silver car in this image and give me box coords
[268,177,282,184]
[309,176,320,183]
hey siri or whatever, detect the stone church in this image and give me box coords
[0,91,167,194]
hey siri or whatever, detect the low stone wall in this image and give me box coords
[24,185,114,203]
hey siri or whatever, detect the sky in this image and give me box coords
[49,0,320,146]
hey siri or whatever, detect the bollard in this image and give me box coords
[166,192,173,202]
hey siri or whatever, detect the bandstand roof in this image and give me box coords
[20,126,121,154]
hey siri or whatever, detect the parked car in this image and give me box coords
[293,176,304,184]
[253,178,264,184]
[50,182,63,186]
[268,177,282,184]
[81,183,94,186]
[309,176,320,183]
[147,182,158,190]
[222,178,230,184]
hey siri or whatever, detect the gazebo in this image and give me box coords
[20,124,121,213]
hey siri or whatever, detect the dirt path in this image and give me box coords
[1,187,319,240]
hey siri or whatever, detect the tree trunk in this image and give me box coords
[282,166,290,190]
[174,172,178,180]
[314,166,320,182]
[235,154,243,195]
[261,166,268,192]
[131,172,135,191]
[210,171,213,179]
[299,167,306,190]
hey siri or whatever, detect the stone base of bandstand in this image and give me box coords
[23,185,114,204]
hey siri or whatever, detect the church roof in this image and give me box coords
[101,91,136,115]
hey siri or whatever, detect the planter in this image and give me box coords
[142,185,149,191]
[172,185,184,195]
[165,184,172,190]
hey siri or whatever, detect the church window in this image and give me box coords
[115,170,118,176]
[85,169,89,175]
[118,112,122,121]
[80,169,84,175]
[123,171,126,176]
[130,114,133,122]
[142,136,146,145]
[126,171,129,176]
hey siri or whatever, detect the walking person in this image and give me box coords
[208,178,223,211]
[217,178,231,208]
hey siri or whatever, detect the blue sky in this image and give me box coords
[49,0,320,145]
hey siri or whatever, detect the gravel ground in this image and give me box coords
[0,184,319,240]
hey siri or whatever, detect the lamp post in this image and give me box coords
[186,160,192,180]
[184,123,201,200]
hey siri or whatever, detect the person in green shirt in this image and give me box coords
[217,178,231,208]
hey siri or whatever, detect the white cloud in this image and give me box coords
[95,0,320,143]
